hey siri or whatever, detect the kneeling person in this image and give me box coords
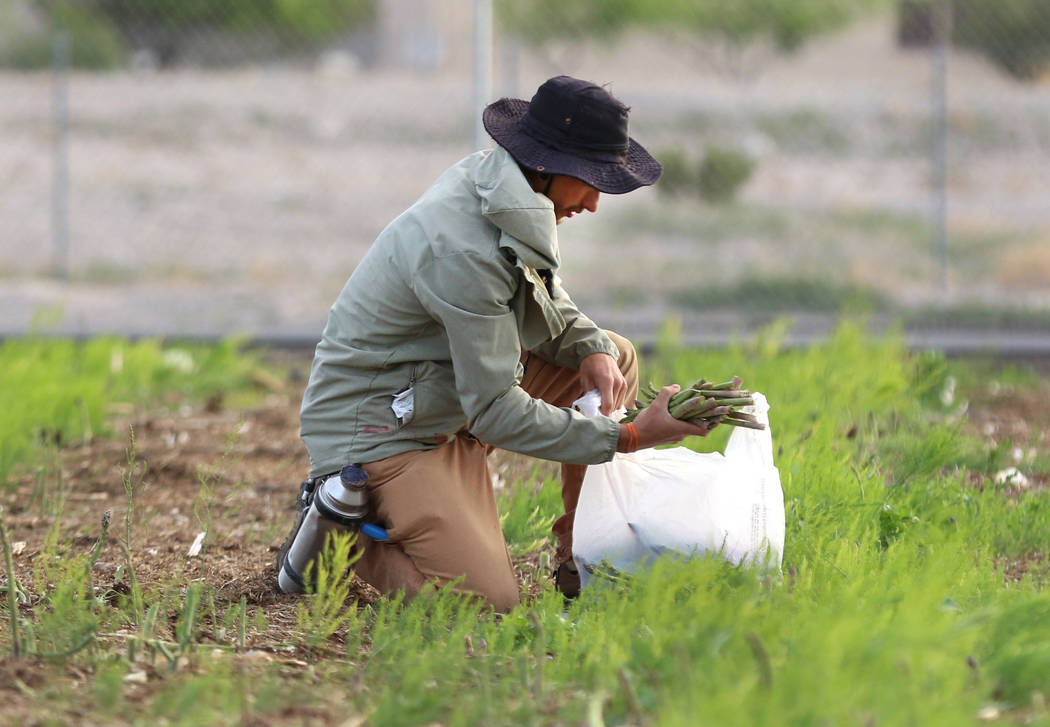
[279,75,713,611]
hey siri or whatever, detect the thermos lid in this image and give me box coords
[340,465,368,487]
[314,466,369,515]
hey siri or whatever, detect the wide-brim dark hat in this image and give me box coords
[483,75,662,195]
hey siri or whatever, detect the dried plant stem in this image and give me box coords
[0,515,22,657]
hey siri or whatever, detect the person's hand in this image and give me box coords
[578,352,628,416]
[622,385,718,451]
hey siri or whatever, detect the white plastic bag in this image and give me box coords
[572,392,785,590]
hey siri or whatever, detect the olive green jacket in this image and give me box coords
[300,147,621,476]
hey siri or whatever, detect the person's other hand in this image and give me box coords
[625,385,718,451]
[578,352,628,416]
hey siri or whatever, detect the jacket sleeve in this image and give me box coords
[412,250,620,465]
[527,272,620,369]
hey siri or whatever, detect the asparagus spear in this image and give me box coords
[622,375,765,430]
[720,417,767,430]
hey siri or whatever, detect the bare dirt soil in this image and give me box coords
[0,352,556,658]
[3,377,335,637]
[961,373,1050,582]
[0,350,560,724]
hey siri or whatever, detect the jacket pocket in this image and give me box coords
[391,384,415,428]
[513,262,567,351]
[406,360,464,433]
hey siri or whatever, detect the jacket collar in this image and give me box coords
[474,147,561,270]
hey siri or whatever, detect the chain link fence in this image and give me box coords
[2,0,1049,349]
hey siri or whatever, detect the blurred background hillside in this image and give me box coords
[2,0,1049,349]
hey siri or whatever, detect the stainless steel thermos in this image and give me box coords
[277,464,371,593]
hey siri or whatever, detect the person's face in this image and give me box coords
[546,175,600,224]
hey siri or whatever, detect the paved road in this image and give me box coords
[5,277,1049,363]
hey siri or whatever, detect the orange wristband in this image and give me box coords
[622,422,638,453]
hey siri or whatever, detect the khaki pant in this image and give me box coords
[352,331,639,612]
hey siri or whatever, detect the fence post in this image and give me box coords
[52,31,70,281]
[472,0,493,152]
[930,0,950,292]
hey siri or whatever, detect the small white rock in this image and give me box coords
[123,670,148,684]
[187,531,206,557]
[994,468,1029,488]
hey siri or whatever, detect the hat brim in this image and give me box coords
[483,98,662,195]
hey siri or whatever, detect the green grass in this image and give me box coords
[4,325,1050,725]
[666,275,890,313]
[0,337,265,486]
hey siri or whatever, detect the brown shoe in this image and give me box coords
[553,560,580,599]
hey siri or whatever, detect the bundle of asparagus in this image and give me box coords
[621,376,766,430]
